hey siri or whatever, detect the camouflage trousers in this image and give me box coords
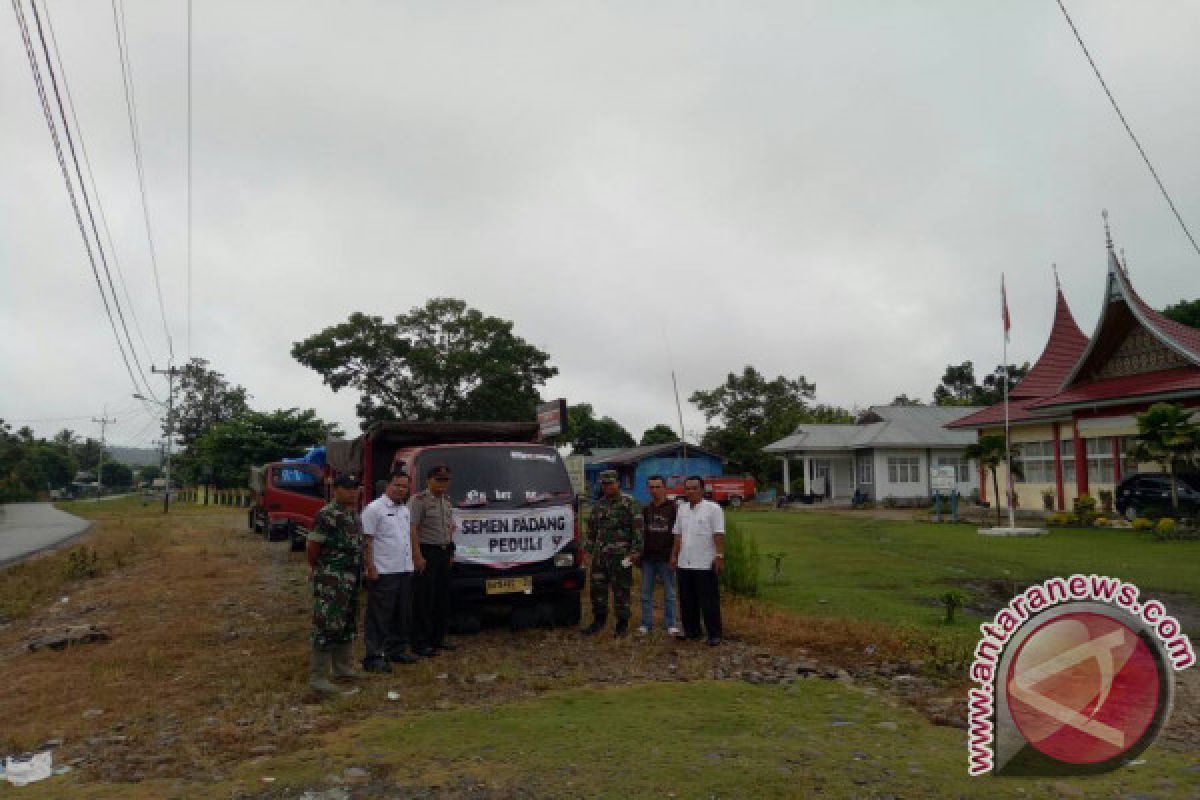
[312,569,359,650]
[589,550,633,621]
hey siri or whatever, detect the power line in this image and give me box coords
[42,0,159,386]
[10,0,143,397]
[30,0,158,400]
[1055,0,1200,259]
[111,0,174,360]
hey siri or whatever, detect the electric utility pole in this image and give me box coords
[92,407,116,496]
[152,364,181,513]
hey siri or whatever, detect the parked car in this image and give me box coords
[1115,472,1200,519]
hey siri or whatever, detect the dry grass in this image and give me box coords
[0,502,984,795]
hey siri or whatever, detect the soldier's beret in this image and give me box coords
[598,470,618,483]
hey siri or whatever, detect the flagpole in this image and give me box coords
[1002,274,1015,529]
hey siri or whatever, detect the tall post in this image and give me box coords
[91,406,116,496]
[153,364,180,513]
[671,369,689,474]
[1001,274,1015,530]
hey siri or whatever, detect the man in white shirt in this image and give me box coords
[360,470,417,671]
[669,475,725,646]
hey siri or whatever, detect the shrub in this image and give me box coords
[1073,494,1098,527]
[1045,512,1070,527]
[939,589,968,625]
[1097,489,1114,513]
[63,547,101,580]
[1132,517,1155,532]
[1155,518,1178,538]
[1094,516,1110,528]
[719,518,759,598]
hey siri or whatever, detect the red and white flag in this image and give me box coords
[1001,274,1012,343]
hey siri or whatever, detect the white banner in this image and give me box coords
[452,505,575,567]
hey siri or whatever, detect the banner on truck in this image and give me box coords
[453,505,575,567]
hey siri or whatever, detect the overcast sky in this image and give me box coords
[2,1,1197,450]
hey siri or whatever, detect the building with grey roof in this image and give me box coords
[762,405,984,504]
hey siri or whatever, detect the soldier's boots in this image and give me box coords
[308,647,338,694]
[581,614,607,635]
[614,618,630,638]
[331,641,360,680]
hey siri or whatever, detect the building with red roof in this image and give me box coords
[948,232,1200,512]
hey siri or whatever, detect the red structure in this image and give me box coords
[950,234,1200,512]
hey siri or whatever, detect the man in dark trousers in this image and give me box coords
[670,475,725,646]
[360,470,417,672]
[306,474,364,692]
[582,469,642,637]
[409,463,455,657]
[638,475,679,636]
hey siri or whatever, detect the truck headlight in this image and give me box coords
[554,552,575,568]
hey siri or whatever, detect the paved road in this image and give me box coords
[0,503,91,568]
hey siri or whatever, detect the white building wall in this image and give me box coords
[874,448,929,501]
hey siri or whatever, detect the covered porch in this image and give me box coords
[778,452,860,504]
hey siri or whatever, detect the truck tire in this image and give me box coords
[553,591,582,627]
[247,508,256,533]
[289,527,306,552]
[267,521,290,543]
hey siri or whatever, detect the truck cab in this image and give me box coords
[248,460,328,550]
[327,421,585,628]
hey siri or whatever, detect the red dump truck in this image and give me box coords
[664,475,757,508]
[326,421,585,627]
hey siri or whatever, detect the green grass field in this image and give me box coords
[735,510,1200,642]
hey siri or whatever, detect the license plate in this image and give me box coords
[486,576,533,595]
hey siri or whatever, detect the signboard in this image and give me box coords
[537,398,567,439]
[452,505,575,568]
[931,465,957,492]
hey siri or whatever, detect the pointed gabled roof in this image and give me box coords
[1009,281,1090,399]
[1061,245,1200,388]
[946,281,1087,429]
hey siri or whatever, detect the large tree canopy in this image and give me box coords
[292,298,557,428]
[639,424,680,447]
[181,408,343,487]
[933,360,1029,406]
[565,403,635,455]
[689,366,851,483]
[169,358,250,448]
[1163,298,1200,329]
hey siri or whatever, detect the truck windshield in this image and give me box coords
[414,446,572,510]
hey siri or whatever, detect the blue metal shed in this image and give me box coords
[583,442,725,503]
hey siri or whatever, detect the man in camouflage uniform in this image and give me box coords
[306,473,364,693]
[582,470,643,637]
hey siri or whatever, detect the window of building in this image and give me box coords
[1013,441,1054,484]
[1086,436,1115,485]
[936,455,970,483]
[887,456,919,483]
[857,457,873,484]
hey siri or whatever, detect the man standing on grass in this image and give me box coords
[410,464,456,657]
[638,475,679,636]
[307,473,364,693]
[670,475,724,646]
[360,470,417,672]
[582,469,642,637]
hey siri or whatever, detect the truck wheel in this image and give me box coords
[267,521,289,543]
[289,529,306,552]
[247,509,256,532]
[553,592,581,627]
[729,495,743,509]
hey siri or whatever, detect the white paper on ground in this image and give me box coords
[4,751,53,786]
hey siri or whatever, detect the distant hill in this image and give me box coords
[107,446,161,467]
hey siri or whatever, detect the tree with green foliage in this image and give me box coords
[964,433,1021,526]
[564,403,635,455]
[181,408,344,487]
[99,461,134,489]
[292,299,557,429]
[934,361,1029,406]
[1135,402,1200,512]
[690,366,851,483]
[890,394,925,407]
[137,464,163,485]
[639,424,680,447]
[169,358,251,448]
[1163,298,1200,329]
